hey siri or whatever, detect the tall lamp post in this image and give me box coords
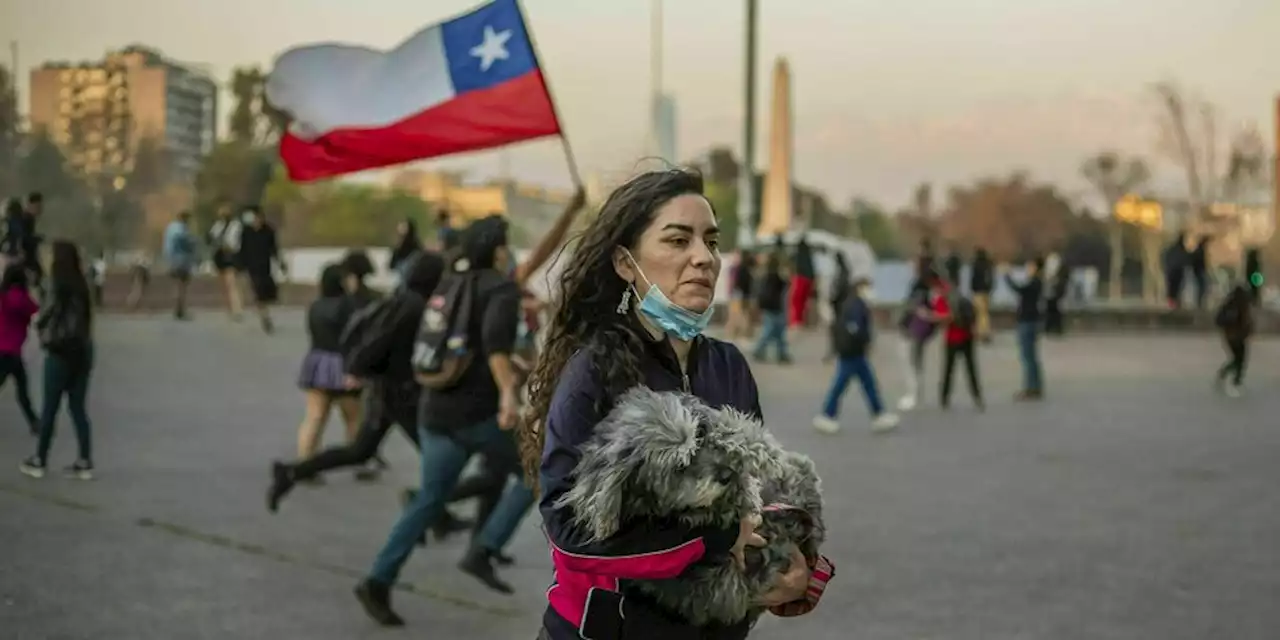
[736,0,758,249]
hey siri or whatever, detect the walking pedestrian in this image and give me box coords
[1214,283,1253,397]
[788,235,816,327]
[1004,257,1045,400]
[724,249,756,341]
[162,211,198,320]
[206,203,245,321]
[0,262,40,433]
[20,241,95,480]
[969,247,994,342]
[1043,252,1068,337]
[517,169,824,639]
[933,279,984,410]
[813,277,900,434]
[237,206,287,334]
[897,268,940,412]
[752,252,792,364]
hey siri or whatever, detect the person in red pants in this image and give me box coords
[788,235,816,327]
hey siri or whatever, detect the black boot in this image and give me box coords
[354,578,404,627]
[459,546,514,594]
[266,461,296,513]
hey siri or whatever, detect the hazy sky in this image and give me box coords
[2,0,1276,209]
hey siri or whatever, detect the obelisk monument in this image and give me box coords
[758,57,793,237]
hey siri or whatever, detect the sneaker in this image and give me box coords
[871,413,901,434]
[812,415,841,434]
[458,546,514,594]
[266,461,295,513]
[19,456,45,479]
[1225,384,1243,399]
[354,579,405,627]
[897,395,917,412]
[63,460,94,480]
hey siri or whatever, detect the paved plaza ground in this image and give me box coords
[0,311,1277,640]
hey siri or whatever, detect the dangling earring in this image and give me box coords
[615,288,632,314]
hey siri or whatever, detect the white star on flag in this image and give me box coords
[470,25,513,72]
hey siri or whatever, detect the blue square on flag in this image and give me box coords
[442,0,537,95]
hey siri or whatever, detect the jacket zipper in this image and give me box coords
[681,371,690,393]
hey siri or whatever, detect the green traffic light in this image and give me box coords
[1249,272,1264,287]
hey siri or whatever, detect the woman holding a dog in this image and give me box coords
[520,169,832,640]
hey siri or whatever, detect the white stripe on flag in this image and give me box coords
[268,24,457,139]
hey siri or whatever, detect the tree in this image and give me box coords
[228,66,288,146]
[849,198,901,260]
[1152,82,1217,216]
[15,129,94,247]
[193,140,277,226]
[0,64,19,197]
[703,179,740,251]
[936,173,1074,262]
[1081,152,1150,299]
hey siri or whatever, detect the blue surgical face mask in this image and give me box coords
[624,251,715,342]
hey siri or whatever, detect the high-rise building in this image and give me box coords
[29,45,217,184]
[758,57,793,236]
[653,93,678,164]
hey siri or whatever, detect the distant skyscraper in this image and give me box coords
[759,57,793,237]
[653,93,678,164]
[28,45,217,183]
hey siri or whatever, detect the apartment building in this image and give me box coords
[29,45,217,184]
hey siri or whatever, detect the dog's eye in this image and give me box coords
[695,420,710,443]
[716,466,735,484]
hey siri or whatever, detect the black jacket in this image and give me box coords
[540,331,761,640]
[969,254,993,293]
[1005,274,1043,323]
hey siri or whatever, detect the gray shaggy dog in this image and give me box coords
[554,387,825,626]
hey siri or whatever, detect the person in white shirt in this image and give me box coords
[206,203,245,321]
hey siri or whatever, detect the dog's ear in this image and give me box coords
[553,387,701,540]
[556,439,640,540]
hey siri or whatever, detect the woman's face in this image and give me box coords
[615,194,721,313]
[396,221,409,237]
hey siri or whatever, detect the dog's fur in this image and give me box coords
[554,387,824,626]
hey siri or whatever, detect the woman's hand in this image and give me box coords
[729,514,767,570]
[755,545,811,607]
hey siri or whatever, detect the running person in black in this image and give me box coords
[266,252,445,512]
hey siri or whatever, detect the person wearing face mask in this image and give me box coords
[813,277,899,434]
[517,169,831,640]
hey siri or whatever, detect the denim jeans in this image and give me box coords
[36,346,94,463]
[821,355,885,418]
[752,310,790,361]
[369,417,532,584]
[1015,321,1042,392]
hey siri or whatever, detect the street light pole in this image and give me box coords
[736,0,758,249]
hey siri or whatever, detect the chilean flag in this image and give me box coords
[267,0,562,182]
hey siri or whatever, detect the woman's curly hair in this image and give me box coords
[519,169,708,489]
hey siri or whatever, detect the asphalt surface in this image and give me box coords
[0,311,1277,640]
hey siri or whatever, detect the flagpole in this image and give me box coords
[514,0,582,189]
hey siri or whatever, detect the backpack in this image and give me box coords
[411,271,477,390]
[831,299,870,357]
[950,294,976,331]
[340,295,408,378]
[39,292,90,354]
[1215,300,1240,329]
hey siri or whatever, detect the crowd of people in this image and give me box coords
[0,169,1265,638]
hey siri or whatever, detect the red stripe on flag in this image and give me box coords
[281,70,561,181]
